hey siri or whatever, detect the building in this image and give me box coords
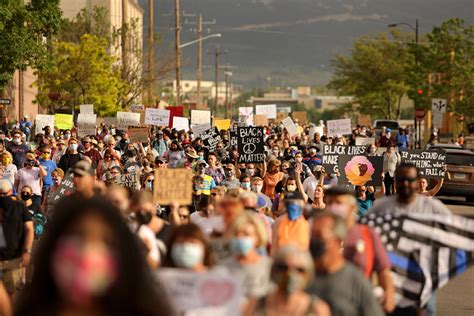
[165,80,241,106]
[3,69,39,122]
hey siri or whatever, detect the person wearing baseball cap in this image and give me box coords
[71,161,96,199]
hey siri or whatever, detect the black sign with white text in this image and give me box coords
[400,149,446,179]
[237,127,265,163]
[322,145,367,173]
[201,127,222,152]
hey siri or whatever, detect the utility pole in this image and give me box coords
[415,19,419,148]
[174,0,181,106]
[211,46,227,115]
[197,14,203,108]
[147,0,154,106]
[224,71,232,119]
[121,0,129,81]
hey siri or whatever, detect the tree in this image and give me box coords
[36,34,122,116]
[328,32,412,119]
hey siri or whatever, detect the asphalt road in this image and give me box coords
[436,197,474,316]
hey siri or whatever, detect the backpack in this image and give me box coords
[32,212,47,239]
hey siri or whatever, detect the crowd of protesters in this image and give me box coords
[0,114,456,316]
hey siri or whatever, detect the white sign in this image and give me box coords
[117,112,141,130]
[278,106,292,114]
[191,110,211,125]
[145,108,170,126]
[282,117,298,137]
[157,268,242,316]
[255,104,277,119]
[79,104,94,114]
[77,114,97,137]
[192,124,211,137]
[432,98,447,113]
[238,107,254,126]
[355,137,376,146]
[327,119,352,137]
[309,126,324,139]
[173,116,190,132]
[35,114,55,135]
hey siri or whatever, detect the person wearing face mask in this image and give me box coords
[194,160,215,196]
[42,168,64,218]
[262,159,283,200]
[7,131,30,169]
[15,152,47,207]
[221,164,240,189]
[58,138,84,173]
[239,174,252,191]
[378,127,394,148]
[81,137,102,169]
[20,185,46,242]
[189,196,224,237]
[151,130,168,157]
[303,145,322,171]
[97,149,121,181]
[166,140,185,168]
[1,152,17,186]
[249,177,273,210]
[367,144,379,156]
[38,145,57,198]
[308,212,384,316]
[183,148,199,170]
[302,165,326,204]
[294,151,312,182]
[382,145,401,196]
[246,246,330,316]
[62,130,72,141]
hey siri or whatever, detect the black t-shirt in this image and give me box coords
[58,153,82,173]
[0,197,32,260]
[7,143,29,169]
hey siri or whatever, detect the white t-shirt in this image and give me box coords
[368,195,451,215]
[137,225,160,263]
[16,167,42,195]
[1,164,17,185]
[190,213,225,236]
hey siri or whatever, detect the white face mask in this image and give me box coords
[287,184,297,192]
[295,157,303,163]
[252,185,263,193]
[327,204,350,219]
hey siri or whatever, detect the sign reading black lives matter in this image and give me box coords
[238,127,264,163]
[200,127,222,151]
[322,145,367,173]
[400,149,446,179]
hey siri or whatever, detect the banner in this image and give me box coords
[154,169,193,205]
[355,137,376,146]
[238,107,253,126]
[327,118,352,137]
[255,104,277,119]
[253,114,268,127]
[157,268,242,316]
[117,112,141,130]
[338,155,383,186]
[115,171,140,190]
[200,127,222,151]
[237,127,265,163]
[172,116,190,132]
[145,108,170,126]
[400,149,446,179]
[166,106,184,127]
[282,117,298,137]
[191,110,211,125]
[51,171,75,202]
[80,104,94,114]
[35,114,55,135]
[292,111,308,124]
[54,114,73,130]
[214,119,231,131]
[77,113,97,137]
[127,127,149,143]
[322,144,367,173]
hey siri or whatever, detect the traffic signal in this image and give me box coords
[417,88,424,95]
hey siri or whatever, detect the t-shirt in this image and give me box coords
[39,159,57,188]
[0,197,32,260]
[275,215,310,250]
[190,213,225,236]
[200,174,216,195]
[137,225,160,264]
[58,153,82,173]
[368,195,451,215]
[7,143,29,169]
[16,167,42,196]
[357,192,375,217]
[221,178,240,189]
[1,164,17,185]
[307,263,384,316]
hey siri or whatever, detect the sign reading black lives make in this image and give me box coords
[238,127,264,163]
[201,127,222,151]
[400,149,446,179]
[322,145,367,173]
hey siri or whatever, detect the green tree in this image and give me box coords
[36,34,122,116]
[328,32,412,119]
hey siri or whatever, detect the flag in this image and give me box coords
[360,211,474,308]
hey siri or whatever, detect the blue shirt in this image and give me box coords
[357,192,375,217]
[39,159,57,188]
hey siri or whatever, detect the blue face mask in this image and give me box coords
[241,182,250,190]
[69,144,78,151]
[286,202,302,221]
[171,243,204,269]
[198,155,204,161]
[230,237,254,256]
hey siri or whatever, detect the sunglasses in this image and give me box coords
[275,263,306,274]
[105,155,112,158]
[396,176,418,183]
[179,214,189,219]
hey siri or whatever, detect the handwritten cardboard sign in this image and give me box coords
[191,110,211,125]
[292,111,308,124]
[400,149,446,179]
[154,168,193,205]
[54,114,73,130]
[51,171,75,202]
[201,127,222,151]
[327,118,352,137]
[117,112,141,130]
[253,114,268,127]
[237,127,265,163]
[77,113,97,137]
[172,116,189,132]
[127,127,149,143]
[355,137,376,146]
[145,108,170,126]
[115,171,140,190]
[35,114,55,135]
[255,104,277,119]
[80,104,94,114]
[282,117,298,137]
[214,119,231,132]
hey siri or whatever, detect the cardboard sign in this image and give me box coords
[154,168,193,205]
[338,155,383,186]
[327,119,352,137]
[400,149,446,179]
[117,112,141,130]
[54,114,73,130]
[166,106,184,127]
[80,104,94,114]
[191,110,211,125]
[115,171,140,190]
[145,108,170,126]
[156,268,242,316]
[358,114,372,127]
[275,112,286,124]
[292,111,308,125]
[77,113,97,137]
[253,114,268,127]
[214,119,231,132]
[355,137,376,146]
[282,117,298,137]
[255,104,277,119]
[322,144,367,174]
[172,117,190,132]
[201,127,222,151]
[238,107,254,126]
[127,127,149,143]
[35,114,55,135]
[237,127,265,163]
[51,171,75,202]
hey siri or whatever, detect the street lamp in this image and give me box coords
[179,33,222,49]
[388,19,419,148]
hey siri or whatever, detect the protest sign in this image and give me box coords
[230,126,238,147]
[35,114,54,135]
[80,104,94,114]
[145,108,170,126]
[77,113,97,137]
[338,155,383,186]
[282,117,298,137]
[127,127,149,143]
[238,107,254,126]
[255,104,277,119]
[54,114,73,130]
[166,106,184,127]
[237,127,265,163]
[327,118,352,137]
[201,127,222,151]
[130,104,145,112]
[322,145,367,173]
[309,126,324,139]
[275,112,286,124]
[355,137,376,146]
[157,268,242,316]
[103,117,116,126]
[154,169,193,205]
[278,106,292,114]
[292,111,308,124]
[117,112,140,130]
[358,114,372,127]
[253,114,268,127]
[51,171,74,202]
[191,110,211,125]
[172,116,190,132]
[191,124,211,137]
[214,119,231,131]
[115,171,140,190]
[400,149,446,179]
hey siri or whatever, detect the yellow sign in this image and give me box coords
[214,119,231,131]
[54,114,73,130]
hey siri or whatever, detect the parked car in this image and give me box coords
[373,120,400,138]
[427,143,463,151]
[437,148,474,202]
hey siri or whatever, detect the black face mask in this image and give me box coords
[136,211,153,225]
[309,238,326,259]
[21,193,31,201]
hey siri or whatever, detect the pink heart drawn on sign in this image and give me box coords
[199,280,235,306]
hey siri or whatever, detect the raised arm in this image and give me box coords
[374,173,386,199]
[428,177,444,197]
[295,164,308,202]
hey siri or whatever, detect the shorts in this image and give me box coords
[0,258,24,295]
